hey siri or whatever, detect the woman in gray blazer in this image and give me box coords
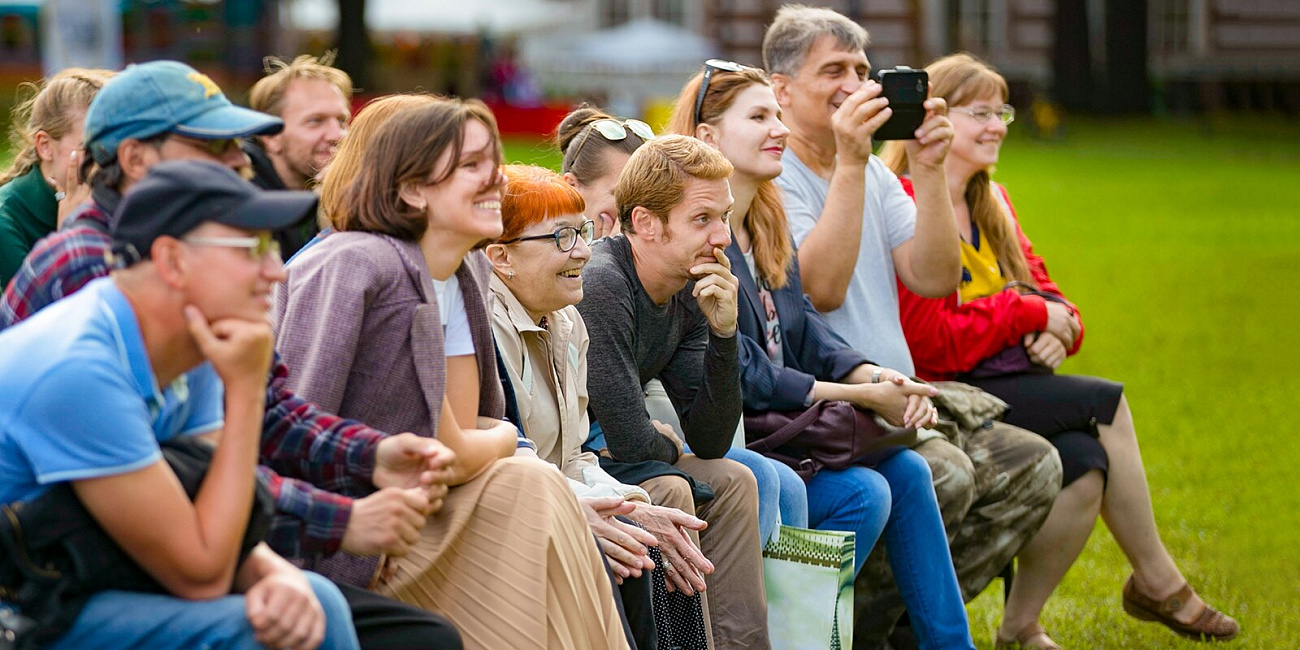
[272,97,630,650]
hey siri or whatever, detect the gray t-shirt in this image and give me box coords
[577,236,741,464]
[777,150,919,375]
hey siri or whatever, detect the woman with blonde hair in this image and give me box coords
[883,53,1237,647]
[0,67,113,284]
[273,98,630,650]
[668,62,975,649]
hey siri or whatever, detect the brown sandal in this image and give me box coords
[994,622,1062,650]
[1122,575,1239,642]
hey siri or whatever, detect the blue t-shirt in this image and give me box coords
[0,277,224,504]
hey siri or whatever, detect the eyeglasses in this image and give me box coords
[694,59,746,127]
[498,220,595,252]
[571,119,656,162]
[169,134,244,157]
[183,232,282,262]
[950,104,1016,125]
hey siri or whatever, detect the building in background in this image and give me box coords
[3,0,1296,117]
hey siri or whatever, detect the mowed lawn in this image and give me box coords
[510,118,1300,648]
[1,117,1293,647]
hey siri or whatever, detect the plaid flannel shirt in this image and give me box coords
[0,197,385,559]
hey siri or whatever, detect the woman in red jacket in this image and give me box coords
[881,53,1237,648]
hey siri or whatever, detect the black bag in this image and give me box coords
[744,400,917,480]
[0,437,274,649]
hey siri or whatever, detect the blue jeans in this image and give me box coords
[716,447,808,544]
[49,571,361,650]
[805,450,973,650]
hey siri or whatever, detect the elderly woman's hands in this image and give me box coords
[579,496,657,583]
[627,502,712,595]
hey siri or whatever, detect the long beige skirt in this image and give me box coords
[374,456,629,650]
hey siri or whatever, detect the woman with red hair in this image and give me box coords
[487,164,712,649]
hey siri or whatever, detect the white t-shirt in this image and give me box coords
[777,151,918,376]
[432,274,475,357]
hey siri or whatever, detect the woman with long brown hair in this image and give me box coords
[883,53,1237,647]
[669,62,975,650]
[273,97,630,650]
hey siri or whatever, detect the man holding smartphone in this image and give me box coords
[763,5,1062,648]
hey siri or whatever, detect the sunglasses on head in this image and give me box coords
[571,119,656,161]
[693,59,747,127]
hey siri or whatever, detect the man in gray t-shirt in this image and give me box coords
[764,5,1062,647]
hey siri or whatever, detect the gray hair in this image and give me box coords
[762,4,871,77]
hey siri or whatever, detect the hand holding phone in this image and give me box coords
[873,66,929,141]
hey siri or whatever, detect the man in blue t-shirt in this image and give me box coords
[0,160,358,650]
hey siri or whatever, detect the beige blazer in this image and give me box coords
[489,273,649,503]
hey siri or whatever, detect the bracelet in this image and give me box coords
[871,368,884,384]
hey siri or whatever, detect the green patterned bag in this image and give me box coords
[762,525,855,649]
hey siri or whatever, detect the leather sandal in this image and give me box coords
[1122,574,1239,642]
[994,622,1062,650]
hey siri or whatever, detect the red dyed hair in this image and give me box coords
[498,164,587,242]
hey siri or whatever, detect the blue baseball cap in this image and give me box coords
[85,60,284,165]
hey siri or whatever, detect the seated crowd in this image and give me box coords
[0,4,1238,650]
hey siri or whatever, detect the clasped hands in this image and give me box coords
[340,434,457,556]
[1024,301,1081,370]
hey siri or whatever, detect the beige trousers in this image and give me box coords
[376,456,630,650]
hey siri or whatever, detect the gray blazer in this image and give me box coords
[273,231,505,437]
[271,231,505,586]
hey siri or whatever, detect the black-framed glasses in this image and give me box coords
[950,104,1016,125]
[499,220,595,252]
[571,119,656,162]
[693,59,746,127]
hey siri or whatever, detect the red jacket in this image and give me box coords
[896,177,1084,381]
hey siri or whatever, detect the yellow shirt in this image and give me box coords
[957,222,1005,304]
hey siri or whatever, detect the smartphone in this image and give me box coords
[873,66,929,141]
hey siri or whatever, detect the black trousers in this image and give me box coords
[608,520,657,650]
[337,582,462,650]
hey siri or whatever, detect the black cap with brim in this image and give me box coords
[111,159,318,266]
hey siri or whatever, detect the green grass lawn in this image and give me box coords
[6,117,1296,647]
[517,117,1300,648]
[953,117,1300,649]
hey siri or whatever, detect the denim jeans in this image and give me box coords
[48,571,361,650]
[809,450,973,650]
[645,377,809,546]
[722,447,809,543]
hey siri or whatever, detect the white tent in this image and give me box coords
[522,17,719,117]
[286,0,576,35]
